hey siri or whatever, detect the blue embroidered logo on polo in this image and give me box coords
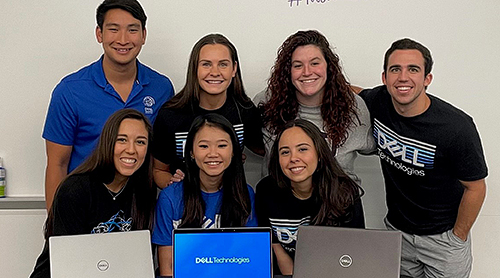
[143,96,155,114]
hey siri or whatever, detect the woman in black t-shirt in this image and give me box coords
[30,109,156,278]
[152,33,265,189]
[256,119,364,275]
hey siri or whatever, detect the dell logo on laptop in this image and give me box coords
[339,254,353,268]
[97,260,109,271]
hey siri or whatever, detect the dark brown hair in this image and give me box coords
[165,33,253,111]
[262,30,359,149]
[269,119,363,225]
[179,113,251,228]
[45,109,155,238]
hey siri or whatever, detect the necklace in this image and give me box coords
[292,188,312,200]
[103,182,128,201]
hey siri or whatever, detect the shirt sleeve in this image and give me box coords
[152,108,179,167]
[358,86,385,114]
[152,188,177,246]
[42,81,78,146]
[449,117,488,181]
[354,94,377,155]
[245,185,258,227]
[344,198,366,229]
[51,176,92,235]
[242,104,265,155]
[255,177,280,244]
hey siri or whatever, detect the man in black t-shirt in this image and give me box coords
[359,38,487,278]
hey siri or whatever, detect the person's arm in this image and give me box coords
[153,159,173,189]
[272,243,294,275]
[453,179,486,241]
[153,160,185,188]
[158,245,173,276]
[45,140,72,210]
[245,185,258,226]
[350,85,363,94]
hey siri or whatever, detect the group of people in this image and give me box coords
[31,0,488,278]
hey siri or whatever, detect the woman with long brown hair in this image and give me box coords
[30,109,156,278]
[256,119,364,275]
[153,34,264,189]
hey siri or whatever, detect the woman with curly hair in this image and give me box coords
[255,29,374,189]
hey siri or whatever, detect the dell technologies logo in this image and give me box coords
[339,254,353,268]
[97,260,109,271]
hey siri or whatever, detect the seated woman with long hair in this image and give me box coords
[255,119,364,275]
[152,33,264,188]
[152,113,257,276]
[30,109,156,278]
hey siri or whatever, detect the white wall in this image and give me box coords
[0,0,499,277]
[0,210,46,277]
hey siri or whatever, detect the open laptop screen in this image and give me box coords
[173,227,272,278]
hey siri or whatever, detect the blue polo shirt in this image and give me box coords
[43,56,174,172]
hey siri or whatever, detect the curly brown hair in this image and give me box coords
[262,30,358,149]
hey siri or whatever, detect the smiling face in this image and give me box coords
[197,44,237,101]
[291,44,328,106]
[113,118,148,183]
[383,49,433,116]
[192,125,233,182]
[96,8,146,68]
[278,126,318,189]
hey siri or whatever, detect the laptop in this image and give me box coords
[173,227,272,278]
[293,226,402,278]
[49,230,155,278]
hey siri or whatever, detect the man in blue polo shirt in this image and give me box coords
[42,0,174,209]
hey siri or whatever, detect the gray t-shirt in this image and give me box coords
[253,90,375,186]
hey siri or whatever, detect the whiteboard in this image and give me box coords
[0,0,498,209]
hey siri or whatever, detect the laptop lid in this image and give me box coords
[293,226,402,278]
[49,230,154,278]
[173,227,272,278]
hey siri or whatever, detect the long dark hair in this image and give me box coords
[268,119,363,226]
[165,33,253,110]
[179,113,251,227]
[45,109,156,238]
[262,30,359,149]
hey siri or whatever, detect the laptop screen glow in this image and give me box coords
[173,228,272,278]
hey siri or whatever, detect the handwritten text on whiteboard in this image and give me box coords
[288,0,331,7]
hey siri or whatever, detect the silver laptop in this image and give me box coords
[49,230,155,278]
[173,227,273,278]
[293,226,402,278]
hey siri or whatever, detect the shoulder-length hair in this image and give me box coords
[45,109,156,238]
[262,30,359,149]
[165,33,253,110]
[268,119,363,226]
[179,113,251,228]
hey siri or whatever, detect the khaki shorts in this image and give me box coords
[385,218,472,278]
